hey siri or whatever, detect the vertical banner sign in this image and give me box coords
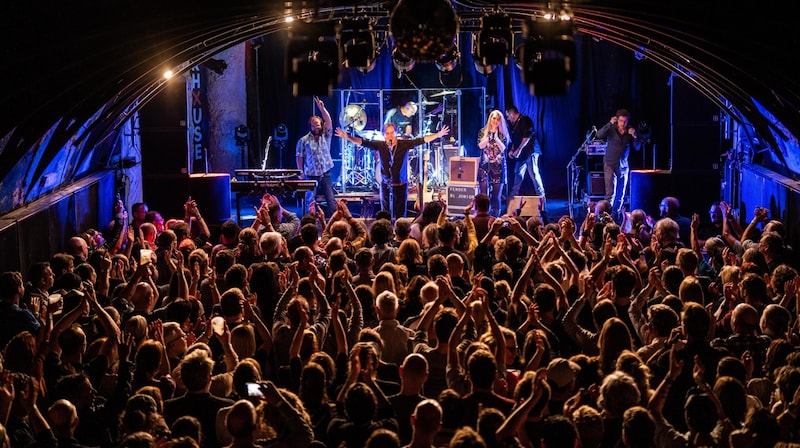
[188,66,209,173]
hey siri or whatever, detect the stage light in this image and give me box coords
[286,21,341,96]
[475,13,513,67]
[163,70,174,79]
[473,57,496,76]
[517,15,577,95]
[638,121,652,140]
[202,58,228,75]
[435,45,459,73]
[234,125,249,146]
[338,18,377,74]
[389,0,458,62]
[392,47,415,74]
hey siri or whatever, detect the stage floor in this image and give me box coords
[231,184,586,227]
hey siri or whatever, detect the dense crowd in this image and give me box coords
[0,192,798,448]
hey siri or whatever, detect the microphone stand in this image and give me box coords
[567,129,596,219]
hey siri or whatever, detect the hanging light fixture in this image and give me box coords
[285,21,341,96]
[338,18,377,74]
[391,47,415,74]
[435,44,460,72]
[517,9,577,95]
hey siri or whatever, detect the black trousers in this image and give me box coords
[380,182,407,220]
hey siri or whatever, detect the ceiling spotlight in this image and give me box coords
[286,21,341,96]
[517,16,577,95]
[338,18,377,74]
[435,45,459,73]
[163,70,174,79]
[475,13,513,67]
[392,47,415,74]
[390,0,458,61]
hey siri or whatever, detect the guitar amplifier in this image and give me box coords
[585,141,607,155]
[588,171,605,196]
[448,157,480,184]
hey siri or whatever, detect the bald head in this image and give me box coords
[325,237,343,254]
[68,236,88,259]
[131,282,155,311]
[731,303,759,335]
[48,399,78,437]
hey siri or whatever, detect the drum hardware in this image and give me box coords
[339,104,367,131]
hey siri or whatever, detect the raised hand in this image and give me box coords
[334,127,349,139]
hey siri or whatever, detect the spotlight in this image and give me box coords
[473,56,496,76]
[390,0,458,61]
[338,18,377,73]
[234,125,249,146]
[475,13,513,67]
[202,58,228,75]
[392,47,415,74]
[273,124,288,143]
[435,45,459,73]
[637,121,652,140]
[286,21,341,96]
[517,16,577,95]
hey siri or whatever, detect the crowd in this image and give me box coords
[0,191,798,448]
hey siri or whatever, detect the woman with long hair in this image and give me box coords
[477,110,509,215]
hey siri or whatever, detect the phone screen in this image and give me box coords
[246,382,263,398]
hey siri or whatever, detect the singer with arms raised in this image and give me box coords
[595,108,641,216]
[296,96,337,216]
[335,123,449,220]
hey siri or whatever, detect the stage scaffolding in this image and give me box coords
[334,88,486,200]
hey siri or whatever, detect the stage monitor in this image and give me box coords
[507,196,542,217]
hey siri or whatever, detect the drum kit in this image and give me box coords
[338,96,453,191]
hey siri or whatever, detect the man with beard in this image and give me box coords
[297,96,337,216]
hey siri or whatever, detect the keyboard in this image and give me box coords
[230,179,317,193]
[234,169,303,179]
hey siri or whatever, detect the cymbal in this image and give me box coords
[430,90,456,97]
[419,100,439,106]
[339,104,367,131]
[358,129,384,141]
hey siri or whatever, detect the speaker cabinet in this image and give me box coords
[588,171,604,196]
[140,79,188,175]
[670,74,722,172]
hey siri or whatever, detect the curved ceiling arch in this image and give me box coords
[0,0,797,186]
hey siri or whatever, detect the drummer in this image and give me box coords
[335,123,449,220]
[384,100,418,138]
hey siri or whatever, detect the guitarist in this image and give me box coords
[505,106,545,209]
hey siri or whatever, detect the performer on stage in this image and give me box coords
[477,110,509,216]
[505,106,545,205]
[384,100,418,138]
[296,96,337,216]
[335,123,449,220]
[595,108,641,215]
